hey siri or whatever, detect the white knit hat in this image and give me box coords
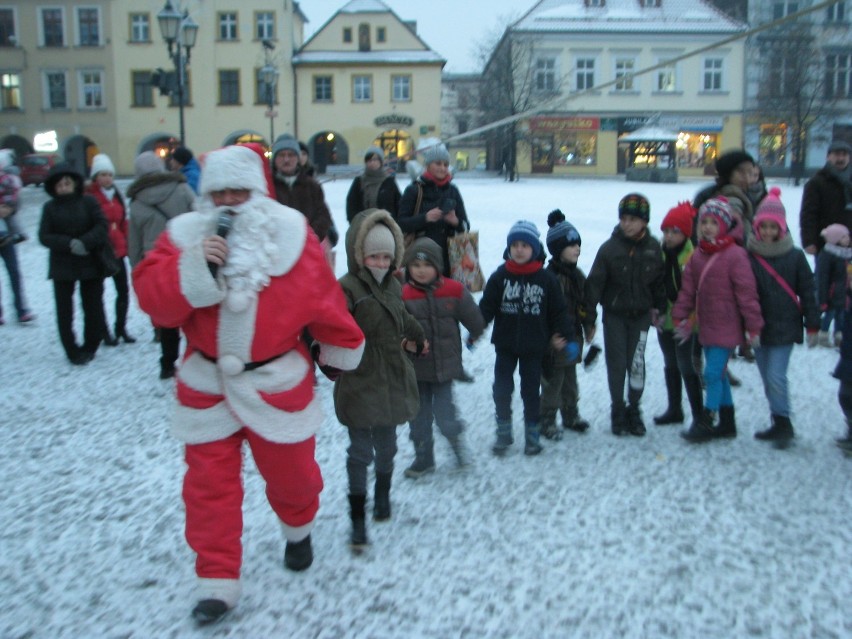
[199,145,268,196]
[90,153,116,177]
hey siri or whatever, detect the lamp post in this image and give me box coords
[260,63,279,147]
[157,1,198,145]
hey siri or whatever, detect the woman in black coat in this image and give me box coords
[397,144,469,277]
[38,163,110,365]
[345,146,401,222]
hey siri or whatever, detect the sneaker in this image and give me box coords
[17,312,35,323]
[284,535,313,571]
[191,599,229,625]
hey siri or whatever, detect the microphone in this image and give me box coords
[208,210,234,278]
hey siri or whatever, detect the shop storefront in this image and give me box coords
[529,116,599,174]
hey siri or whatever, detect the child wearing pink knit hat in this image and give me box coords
[817,223,852,347]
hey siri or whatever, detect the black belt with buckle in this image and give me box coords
[196,350,285,371]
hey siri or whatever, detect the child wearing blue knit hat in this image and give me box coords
[479,219,573,456]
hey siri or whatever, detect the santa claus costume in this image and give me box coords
[133,145,364,623]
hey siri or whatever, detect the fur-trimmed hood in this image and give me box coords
[344,208,405,274]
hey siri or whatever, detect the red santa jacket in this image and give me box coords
[132,200,364,444]
[86,183,128,258]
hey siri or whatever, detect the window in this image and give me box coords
[703,57,724,91]
[773,1,799,20]
[314,75,332,102]
[534,57,557,92]
[358,24,370,51]
[255,12,274,40]
[759,124,787,167]
[827,2,846,22]
[377,27,386,43]
[825,53,852,98]
[218,70,240,105]
[44,70,67,109]
[218,12,237,40]
[457,118,469,134]
[1,72,21,109]
[0,9,15,47]
[41,8,64,47]
[585,0,605,6]
[576,58,595,90]
[656,60,677,92]
[131,70,153,107]
[353,75,372,102]
[169,72,190,106]
[255,68,278,105]
[614,58,635,91]
[130,13,150,43]
[343,27,352,43]
[78,69,103,108]
[392,75,411,102]
[77,7,100,46]
[766,54,796,97]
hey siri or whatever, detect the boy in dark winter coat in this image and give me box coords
[585,193,666,437]
[540,210,596,439]
[832,289,852,452]
[480,220,572,456]
[335,209,427,548]
[747,188,820,446]
[816,223,851,347]
[401,237,484,477]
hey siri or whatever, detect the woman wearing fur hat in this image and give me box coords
[397,142,469,277]
[133,145,365,625]
[38,163,110,364]
[345,146,401,222]
[673,197,764,442]
[86,153,134,345]
[747,188,820,446]
[127,151,196,378]
[334,208,426,548]
[653,201,703,428]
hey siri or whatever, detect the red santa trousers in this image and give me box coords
[183,429,323,579]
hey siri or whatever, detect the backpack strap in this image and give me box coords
[753,254,802,312]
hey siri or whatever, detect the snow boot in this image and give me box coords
[284,534,313,571]
[626,404,646,437]
[448,436,471,468]
[103,330,119,347]
[654,368,685,425]
[611,403,628,437]
[523,421,543,456]
[116,326,137,343]
[540,412,562,440]
[755,414,794,447]
[404,442,436,479]
[563,412,590,433]
[192,599,230,625]
[373,472,392,521]
[683,372,704,425]
[716,405,737,438]
[681,408,717,443]
[348,494,368,548]
[492,419,514,456]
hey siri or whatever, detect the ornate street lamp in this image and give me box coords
[157,1,198,145]
[260,63,279,146]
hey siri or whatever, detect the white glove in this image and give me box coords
[69,239,89,256]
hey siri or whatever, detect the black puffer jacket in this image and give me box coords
[38,163,108,281]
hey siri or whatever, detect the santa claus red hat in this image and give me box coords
[199,145,269,197]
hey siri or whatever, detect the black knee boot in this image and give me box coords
[654,367,684,425]
[373,472,392,521]
[348,494,368,547]
[716,405,737,438]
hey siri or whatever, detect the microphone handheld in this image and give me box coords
[208,211,234,278]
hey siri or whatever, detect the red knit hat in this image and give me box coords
[753,187,787,239]
[660,201,696,238]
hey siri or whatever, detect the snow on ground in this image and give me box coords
[1,174,851,639]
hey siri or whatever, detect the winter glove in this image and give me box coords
[674,320,692,345]
[69,239,89,256]
[806,330,819,348]
[583,343,602,369]
[746,331,761,349]
[564,341,580,361]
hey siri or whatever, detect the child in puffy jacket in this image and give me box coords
[816,223,851,348]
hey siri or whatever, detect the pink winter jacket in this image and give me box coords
[672,243,764,349]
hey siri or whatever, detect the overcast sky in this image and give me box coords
[301,0,526,73]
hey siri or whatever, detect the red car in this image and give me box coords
[20,153,62,186]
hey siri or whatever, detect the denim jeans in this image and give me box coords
[703,346,733,411]
[0,241,29,318]
[753,344,793,417]
[346,425,397,496]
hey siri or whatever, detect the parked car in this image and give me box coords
[20,153,62,186]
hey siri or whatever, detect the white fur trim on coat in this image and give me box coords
[281,520,314,544]
[197,578,241,609]
[319,341,365,371]
[168,212,227,309]
[199,145,268,196]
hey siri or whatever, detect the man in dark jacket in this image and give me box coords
[168,146,201,194]
[800,140,852,256]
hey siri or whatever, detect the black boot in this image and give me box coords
[540,412,562,440]
[448,436,470,468]
[716,405,737,438]
[492,419,514,456]
[373,472,392,521]
[654,368,685,425]
[284,534,313,571]
[524,421,543,455]
[404,442,436,479]
[103,330,119,347]
[683,372,704,426]
[682,408,717,443]
[116,326,137,343]
[836,419,852,451]
[348,494,368,548]
[755,414,794,447]
[192,599,230,625]
[611,403,628,436]
[626,404,646,436]
[562,410,590,433]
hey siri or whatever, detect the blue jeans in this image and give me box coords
[753,344,793,417]
[0,241,29,319]
[493,349,542,424]
[703,346,733,411]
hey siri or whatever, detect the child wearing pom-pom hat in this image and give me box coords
[816,223,852,347]
[746,187,820,446]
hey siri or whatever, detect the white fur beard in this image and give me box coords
[202,198,281,312]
